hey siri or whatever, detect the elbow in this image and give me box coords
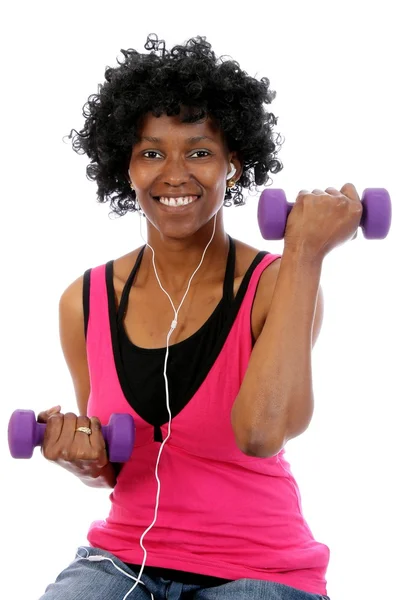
[239,440,284,459]
[233,427,284,459]
[231,401,286,458]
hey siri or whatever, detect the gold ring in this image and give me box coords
[75,426,92,435]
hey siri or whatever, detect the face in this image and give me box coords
[128,109,240,240]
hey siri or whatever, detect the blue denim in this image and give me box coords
[39,545,330,600]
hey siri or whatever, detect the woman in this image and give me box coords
[38,33,362,599]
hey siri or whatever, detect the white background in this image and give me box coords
[1,1,396,599]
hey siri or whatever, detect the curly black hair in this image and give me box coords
[67,33,284,217]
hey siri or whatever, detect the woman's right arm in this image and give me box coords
[48,274,118,488]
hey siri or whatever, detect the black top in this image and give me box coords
[83,237,268,586]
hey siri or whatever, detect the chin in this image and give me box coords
[153,218,206,241]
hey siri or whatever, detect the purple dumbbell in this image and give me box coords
[8,410,135,463]
[258,188,392,240]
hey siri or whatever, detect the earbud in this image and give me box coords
[226,163,236,180]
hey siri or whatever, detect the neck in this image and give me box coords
[141,213,229,293]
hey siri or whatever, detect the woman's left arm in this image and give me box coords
[231,248,324,458]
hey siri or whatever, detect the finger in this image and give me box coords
[59,412,79,447]
[325,187,343,197]
[89,417,108,466]
[89,417,107,451]
[74,415,92,435]
[37,405,61,424]
[340,182,360,202]
[43,412,64,447]
[296,190,310,206]
[73,415,95,459]
[74,415,93,443]
[311,189,325,195]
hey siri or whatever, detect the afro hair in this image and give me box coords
[67,33,284,217]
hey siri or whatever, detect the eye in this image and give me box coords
[142,151,161,159]
[141,150,211,159]
[191,150,211,158]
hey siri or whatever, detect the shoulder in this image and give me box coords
[251,253,283,341]
[58,274,91,415]
[112,247,145,288]
[232,238,282,341]
[239,243,324,347]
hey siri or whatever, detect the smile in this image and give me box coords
[154,195,200,207]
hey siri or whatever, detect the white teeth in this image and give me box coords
[158,196,198,207]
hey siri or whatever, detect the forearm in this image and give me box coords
[231,248,323,457]
[58,460,119,488]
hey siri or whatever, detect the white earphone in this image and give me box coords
[226,162,236,180]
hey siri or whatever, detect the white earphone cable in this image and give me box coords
[119,164,234,597]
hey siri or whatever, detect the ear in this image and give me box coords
[228,151,243,181]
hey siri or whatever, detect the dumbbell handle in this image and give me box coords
[33,421,113,448]
[280,192,374,226]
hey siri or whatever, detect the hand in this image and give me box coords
[284,183,363,261]
[37,406,109,476]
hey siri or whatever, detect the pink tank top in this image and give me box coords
[85,252,330,596]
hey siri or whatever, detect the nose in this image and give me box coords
[159,156,191,188]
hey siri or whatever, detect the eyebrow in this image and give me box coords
[138,135,216,144]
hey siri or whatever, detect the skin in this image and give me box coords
[127,108,242,294]
[40,107,363,480]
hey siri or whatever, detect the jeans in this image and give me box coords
[39,545,330,600]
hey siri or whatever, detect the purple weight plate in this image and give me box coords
[258,189,289,240]
[361,188,392,239]
[8,410,37,459]
[104,413,136,463]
